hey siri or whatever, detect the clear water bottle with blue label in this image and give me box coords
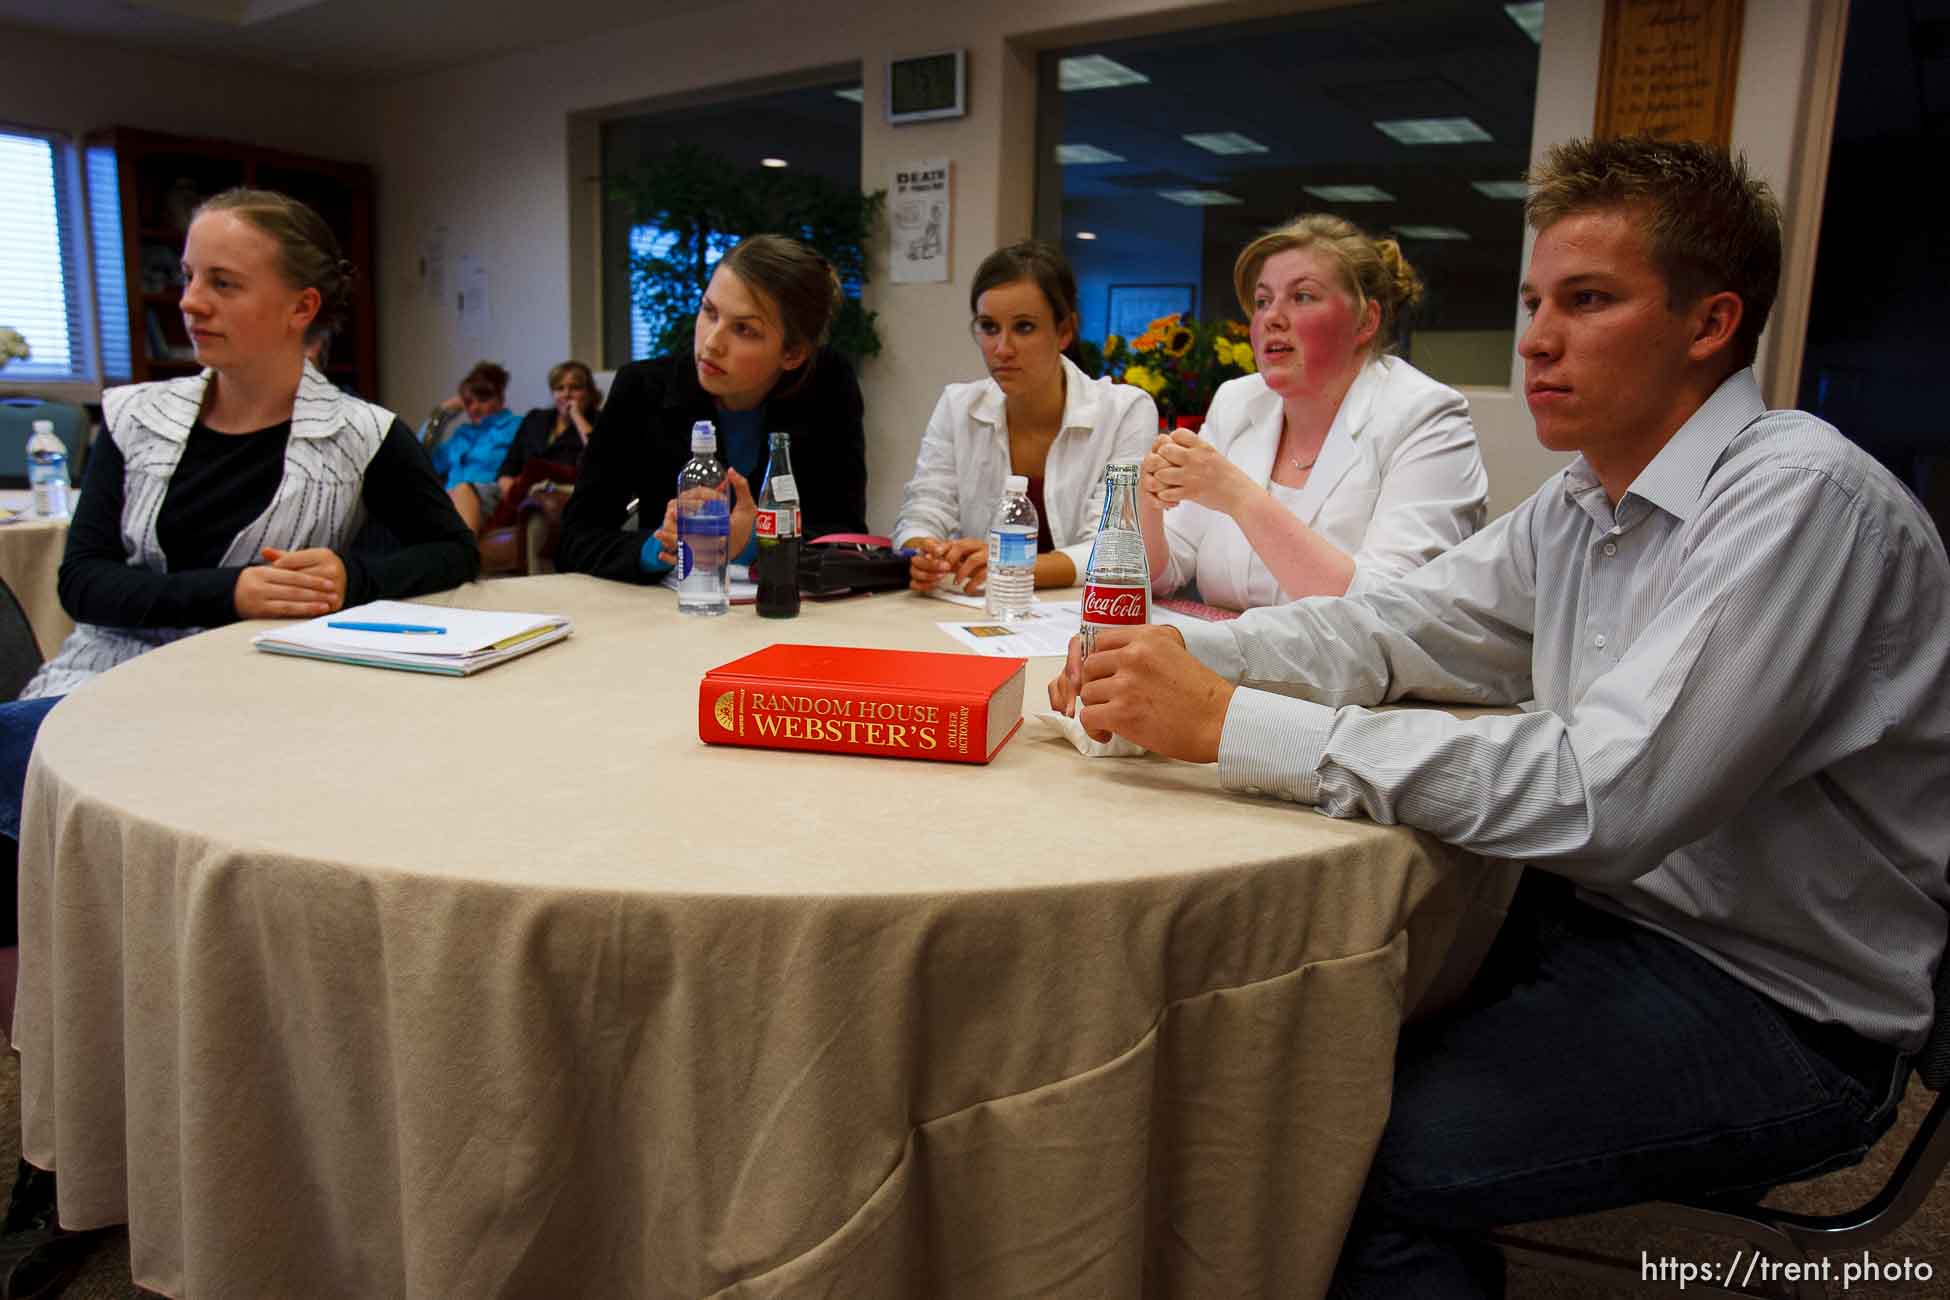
[985,473,1038,620]
[675,420,729,616]
[26,420,69,519]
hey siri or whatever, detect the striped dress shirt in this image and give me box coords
[1178,369,1950,1050]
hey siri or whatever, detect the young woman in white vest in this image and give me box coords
[0,189,475,1290]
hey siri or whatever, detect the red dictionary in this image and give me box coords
[699,644,1027,764]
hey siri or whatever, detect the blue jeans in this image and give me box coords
[1330,876,1909,1300]
[2,694,63,946]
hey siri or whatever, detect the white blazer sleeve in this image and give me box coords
[1347,387,1488,589]
[1058,386,1159,573]
[892,389,966,546]
[1155,383,1251,594]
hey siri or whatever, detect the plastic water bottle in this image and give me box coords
[985,474,1038,620]
[1079,460,1150,664]
[675,420,729,616]
[27,420,69,519]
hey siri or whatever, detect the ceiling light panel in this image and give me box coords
[1157,189,1244,206]
[1304,184,1395,202]
[1183,132,1269,156]
[1056,143,1126,165]
[1374,117,1493,145]
[1472,180,1530,199]
[1059,55,1150,91]
[833,87,864,103]
[1505,3,1546,43]
[1395,225,1471,240]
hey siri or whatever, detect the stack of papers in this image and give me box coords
[252,600,572,676]
[934,599,1218,658]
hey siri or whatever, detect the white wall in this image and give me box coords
[0,24,365,160]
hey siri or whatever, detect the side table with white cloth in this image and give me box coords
[0,490,73,661]
[14,575,1518,1299]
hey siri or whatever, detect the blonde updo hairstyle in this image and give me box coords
[194,188,354,344]
[1231,214,1424,358]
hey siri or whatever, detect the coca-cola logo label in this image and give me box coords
[755,507,797,540]
[1081,584,1147,624]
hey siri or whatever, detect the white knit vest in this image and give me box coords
[23,362,396,699]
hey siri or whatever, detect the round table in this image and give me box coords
[0,489,74,659]
[15,574,1512,1299]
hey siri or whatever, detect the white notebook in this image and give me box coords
[252,600,572,676]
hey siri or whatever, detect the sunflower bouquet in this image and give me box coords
[1101,315,1254,426]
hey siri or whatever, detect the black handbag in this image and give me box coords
[796,541,911,597]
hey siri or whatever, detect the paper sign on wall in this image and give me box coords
[457,254,491,344]
[891,159,950,284]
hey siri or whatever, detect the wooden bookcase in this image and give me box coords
[85,127,378,397]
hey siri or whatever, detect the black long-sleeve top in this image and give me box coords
[556,349,869,584]
[495,407,591,480]
[59,417,479,629]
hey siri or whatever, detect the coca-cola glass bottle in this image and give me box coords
[1079,460,1150,666]
[754,431,801,619]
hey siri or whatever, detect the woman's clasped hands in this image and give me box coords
[235,546,348,619]
[651,468,756,568]
[907,537,989,594]
[1142,428,1255,516]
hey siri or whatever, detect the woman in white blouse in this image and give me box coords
[1143,215,1487,608]
[897,241,1157,593]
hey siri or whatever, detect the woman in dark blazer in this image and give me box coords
[557,236,867,583]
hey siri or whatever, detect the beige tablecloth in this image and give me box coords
[15,575,1515,1299]
[0,490,73,659]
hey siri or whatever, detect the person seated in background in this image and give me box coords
[556,234,868,582]
[1141,215,1486,609]
[0,185,475,1295]
[422,360,522,532]
[480,360,602,532]
[1050,136,1950,1299]
[893,240,1156,594]
[303,326,354,395]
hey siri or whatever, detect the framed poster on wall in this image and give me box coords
[1107,284,1196,341]
[1594,0,1744,146]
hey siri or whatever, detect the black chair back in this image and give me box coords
[0,577,43,702]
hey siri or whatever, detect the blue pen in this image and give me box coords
[327,621,447,635]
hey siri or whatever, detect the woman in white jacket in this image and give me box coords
[897,241,1157,593]
[1143,215,1487,609]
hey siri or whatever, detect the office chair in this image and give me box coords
[0,578,41,703]
[1491,947,1950,1299]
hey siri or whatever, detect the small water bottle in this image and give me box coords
[26,420,69,519]
[675,420,729,617]
[985,474,1038,620]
